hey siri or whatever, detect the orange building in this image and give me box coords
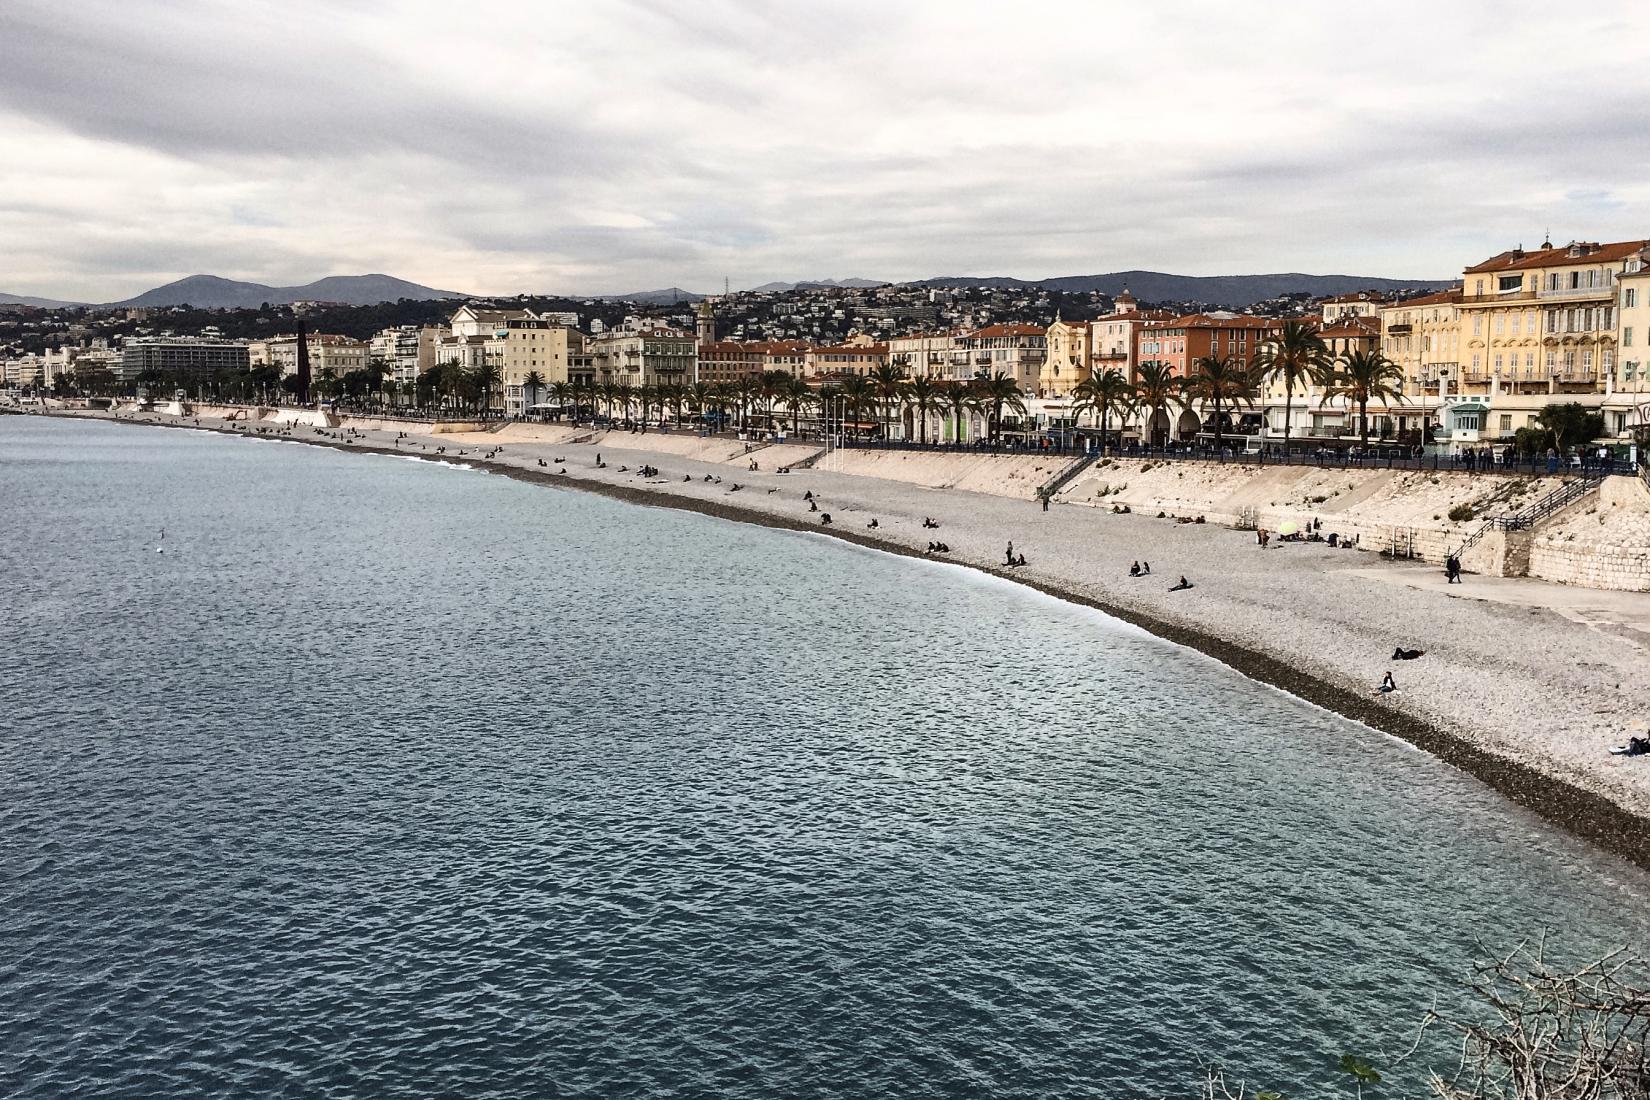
[1136,313,1282,377]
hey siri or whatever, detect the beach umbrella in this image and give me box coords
[1278,521,1300,537]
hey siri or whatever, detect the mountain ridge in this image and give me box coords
[110,273,465,309]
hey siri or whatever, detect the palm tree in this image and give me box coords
[522,370,546,417]
[1327,349,1406,447]
[942,380,974,444]
[688,381,716,428]
[758,370,790,432]
[780,374,815,436]
[839,375,875,441]
[1133,360,1187,446]
[904,375,940,445]
[548,381,573,421]
[1253,320,1331,452]
[1070,368,1135,453]
[472,360,502,417]
[972,372,1027,444]
[1184,354,1257,452]
[869,361,909,441]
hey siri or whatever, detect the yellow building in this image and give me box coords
[1380,287,1462,400]
[1611,247,1650,435]
[501,319,588,415]
[1459,238,1647,399]
[1039,316,1092,397]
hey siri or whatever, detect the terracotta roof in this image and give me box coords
[1144,314,1282,331]
[971,323,1045,337]
[1464,239,1650,273]
[1381,286,1463,309]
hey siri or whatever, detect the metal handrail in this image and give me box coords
[1454,474,1606,557]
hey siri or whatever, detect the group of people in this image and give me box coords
[1004,542,1028,568]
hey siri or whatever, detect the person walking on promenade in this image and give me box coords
[1446,554,1462,584]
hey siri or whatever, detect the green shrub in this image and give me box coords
[1448,503,1476,522]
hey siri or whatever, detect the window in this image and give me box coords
[1627,288,1638,308]
[1472,315,1483,336]
[1499,274,1522,292]
[1603,350,1613,374]
[1510,314,1520,336]
[1472,353,1481,370]
[1626,327,1635,348]
[1582,349,1593,372]
[1495,315,1505,334]
[1500,415,1512,431]
[1494,353,1504,371]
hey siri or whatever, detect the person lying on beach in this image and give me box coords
[1393,648,1425,660]
[728,484,742,492]
[1612,735,1650,757]
[1377,671,1397,694]
[1168,576,1193,591]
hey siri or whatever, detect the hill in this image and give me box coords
[0,291,85,308]
[748,278,888,293]
[111,273,465,309]
[915,270,1453,307]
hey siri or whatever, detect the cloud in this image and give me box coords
[3,0,1650,301]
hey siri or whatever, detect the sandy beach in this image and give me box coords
[65,409,1650,868]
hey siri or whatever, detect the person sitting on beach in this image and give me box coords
[1130,561,1140,577]
[1377,671,1397,694]
[538,458,546,467]
[1141,561,1151,575]
[1393,648,1425,661]
[938,542,950,552]
[821,513,832,525]
[1016,553,1027,567]
[729,484,742,492]
[1169,576,1193,591]
[1327,532,1339,547]
[684,474,692,482]
[809,499,818,512]
[804,490,814,501]
[868,518,879,529]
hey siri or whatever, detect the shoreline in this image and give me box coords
[56,410,1650,874]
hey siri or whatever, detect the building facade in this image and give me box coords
[1039,317,1092,397]
[119,337,250,383]
[588,327,696,389]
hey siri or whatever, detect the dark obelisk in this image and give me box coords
[294,315,312,405]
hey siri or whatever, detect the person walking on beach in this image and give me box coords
[1005,541,1014,565]
[1446,554,1462,584]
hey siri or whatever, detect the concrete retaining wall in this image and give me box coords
[1528,476,1650,592]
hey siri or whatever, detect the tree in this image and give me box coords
[839,375,875,440]
[905,375,940,445]
[780,374,815,436]
[523,370,546,415]
[1326,350,1405,447]
[870,361,910,441]
[547,380,572,420]
[1254,320,1332,452]
[973,372,1027,444]
[688,381,716,427]
[942,380,974,444]
[1185,354,1258,451]
[472,361,502,416]
[1423,943,1650,1099]
[1071,368,1136,453]
[1134,360,1188,446]
[1534,402,1606,455]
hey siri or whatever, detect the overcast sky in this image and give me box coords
[4,0,1649,301]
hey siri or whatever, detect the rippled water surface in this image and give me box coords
[3,416,1648,1098]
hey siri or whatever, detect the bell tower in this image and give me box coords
[696,299,716,345]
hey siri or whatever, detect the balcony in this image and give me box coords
[1386,324,1412,335]
[1462,290,1537,304]
[1537,283,1614,303]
